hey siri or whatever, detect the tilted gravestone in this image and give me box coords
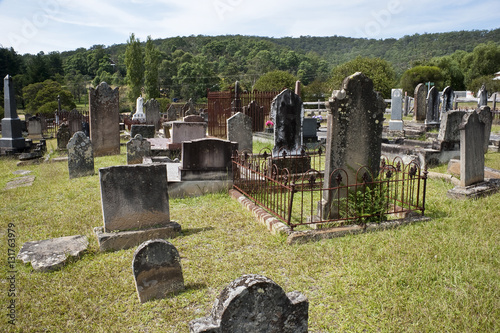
[144,98,161,131]
[95,164,181,251]
[413,83,427,122]
[459,111,484,187]
[476,106,492,154]
[57,123,71,150]
[320,72,386,220]
[477,84,488,107]
[388,88,404,131]
[189,274,308,333]
[89,82,120,157]
[227,112,252,152]
[271,89,304,157]
[0,75,26,153]
[126,134,151,165]
[425,86,440,125]
[133,239,184,303]
[441,86,455,113]
[67,131,94,179]
[437,110,466,149]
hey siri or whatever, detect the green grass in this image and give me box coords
[0,142,499,332]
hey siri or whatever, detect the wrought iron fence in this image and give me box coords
[233,149,427,230]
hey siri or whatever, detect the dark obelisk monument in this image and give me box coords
[0,75,26,153]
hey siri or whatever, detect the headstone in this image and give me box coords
[459,112,484,187]
[162,122,171,138]
[68,109,83,136]
[413,83,427,121]
[437,110,466,148]
[476,106,492,154]
[89,82,120,157]
[184,115,205,123]
[126,134,151,165]
[67,131,94,179]
[271,89,304,157]
[425,86,440,125]
[182,98,195,117]
[132,96,146,123]
[132,239,184,303]
[295,80,301,96]
[170,121,207,145]
[144,98,161,130]
[56,123,71,150]
[477,84,488,107]
[321,72,386,220]
[227,112,252,152]
[492,92,497,111]
[245,100,265,132]
[388,88,404,131]
[403,93,410,116]
[130,124,155,138]
[166,104,178,121]
[17,235,88,272]
[302,118,318,143]
[441,86,455,113]
[180,138,238,181]
[189,274,308,333]
[0,75,26,153]
[27,116,43,139]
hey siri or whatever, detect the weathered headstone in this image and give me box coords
[459,112,484,187]
[95,164,181,251]
[130,124,155,138]
[302,118,318,143]
[180,138,238,181]
[67,131,94,179]
[189,274,308,333]
[132,239,184,303]
[127,134,151,165]
[271,89,304,157]
[321,72,386,220]
[437,110,466,148]
[425,86,440,125]
[403,93,410,116]
[56,123,71,150]
[227,112,252,152]
[477,84,488,107]
[476,106,492,154]
[170,121,207,145]
[441,86,455,113]
[144,98,161,131]
[68,109,84,136]
[0,75,26,153]
[132,96,146,123]
[413,83,427,122]
[388,88,404,131]
[245,100,265,132]
[27,116,43,139]
[17,235,88,272]
[89,82,120,157]
[166,104,178,121]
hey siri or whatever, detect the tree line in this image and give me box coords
[1,29,499,118]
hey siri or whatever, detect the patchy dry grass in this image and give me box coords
[0,140,499,332]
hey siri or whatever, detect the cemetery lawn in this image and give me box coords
[0,144,499,332]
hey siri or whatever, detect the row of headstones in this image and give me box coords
[133,240,308,332]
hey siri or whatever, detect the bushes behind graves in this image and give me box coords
[22,79,76,116]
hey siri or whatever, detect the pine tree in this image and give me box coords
[124,33,144,103]
[144,36,161,99]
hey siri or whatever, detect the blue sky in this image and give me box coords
[0,0,498,54]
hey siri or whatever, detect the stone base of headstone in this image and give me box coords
[130,124,156,138]
[17,235,88,272]
[424,121,440,131]
[388,119,404,131]
[269,155,312,175]
[447,179,500,199]
[94,222,181,252]
[179,169,233,181]
[19,151,44,161]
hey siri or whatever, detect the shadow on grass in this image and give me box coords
[181,227,215,237]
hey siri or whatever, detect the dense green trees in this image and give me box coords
[144,36,161,99]
[252,70,297,92]
[400,66,444,94]
[22,80,75,115]
[124,33,144,103]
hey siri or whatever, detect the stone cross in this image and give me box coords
[189,274,308,333]
[321,72,385,220]
[459,111,484,187]
[67,131,94,179]
[441,86,455,113]
[270,89,304,157]
[132,239,184,303]
[0,75,26,152]
[89,82,120,157]
[413,83,427,122]
[425,86,440,125]
[126,134,151,165]
[227,112,253,152]
[388,88,403,131]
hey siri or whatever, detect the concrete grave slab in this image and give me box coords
[5,176,35,190]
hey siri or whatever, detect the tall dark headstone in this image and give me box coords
[89,82,120,157]
[0,75,26,153]
[441,86,455,113]
[271,89,304,157]
[413,83,427,122]
[425,86,440,125]
[321,72,385,219]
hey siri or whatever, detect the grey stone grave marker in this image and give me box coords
[68,109,83,136]
[130,124,155,138]
[132,239,184,303]
[413,83,427,122]
[437,110,466,149]
[67,131,94,179]
[145,98,161,131]
[89,82,120,157]
[27,116,43,139]
[425,86,440,126]
[321,72,386,220]
[388,88,404,131]
[477,84,488,107]
[303,118,318,143]
[227,112,252,152]
[441,86,455,113]
[127,134,151,165]
[271,88,304,157]
[476,106,492,154]
[459,111,484,187]
[189,274,308,333]
[57,123,71,150]
[0,75,26,153]
[166,104,178,121]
